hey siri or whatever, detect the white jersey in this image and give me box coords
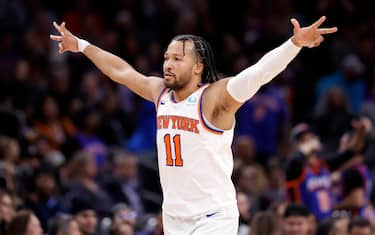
[156,84,237,218]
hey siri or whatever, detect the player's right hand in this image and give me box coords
[50,21,79,53]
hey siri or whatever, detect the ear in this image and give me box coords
[194,62,204,76]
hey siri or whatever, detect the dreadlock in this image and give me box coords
[171,35,220,84]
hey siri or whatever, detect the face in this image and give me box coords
[349,227,372,235]
[236,192,251,220]
[0,194,14,223]
[26,215,43,235]
[43,97,59,119]
[35,173,56,196]
[111,208,136,235]
[283,216,309,235]
[75,210,97,235]
[115,157,138,181]
[333,218,349,235]
[163,40,201,90]
[67,220,82,235]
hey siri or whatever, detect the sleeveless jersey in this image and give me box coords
[287,161,333,221]
[156,85,237,218]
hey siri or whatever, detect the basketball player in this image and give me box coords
[50,16,337,235]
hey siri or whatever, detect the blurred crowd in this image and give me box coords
[1,0,375,234]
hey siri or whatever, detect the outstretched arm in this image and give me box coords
[222,16,337,111]
[202,16,337,130]
[50,22,164,102]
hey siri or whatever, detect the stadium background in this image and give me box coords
[0,0,375,234]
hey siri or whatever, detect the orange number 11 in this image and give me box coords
[164,134,183,167]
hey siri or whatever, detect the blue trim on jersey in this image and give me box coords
[199,87,224,134]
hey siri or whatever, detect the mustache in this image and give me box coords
[164,71,176,77]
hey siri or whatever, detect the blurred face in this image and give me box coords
[43,97,59,119]
[111,208,136,234]
[0,194,14,223]
[75,210,97,235]
[115,157,138,181]
[349,226,372,235]
[35,173,56,196]
[332,218,349,235]
[283,216,309,235]
[67,220,82,235]
[83,158,97,178]
[236,192,251,221]
[163,40,201,90]
[26,215,43,235]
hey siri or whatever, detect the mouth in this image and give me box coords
[164,72,175,79]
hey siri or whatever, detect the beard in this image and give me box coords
[163,73,190,90]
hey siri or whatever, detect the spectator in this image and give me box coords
[237,192,251,235]
[102,151,144,217]
[6,210,43,235]
[70,196,98,235]
[233,164,270,212]
[286,122,366,220]
[64,151,113,218]
[25,165,65,230]
[0,135,20,194]
[235,85,289,165]
[316,211,349,235]
[250,210,280,235]
[0,189,15,235]
[136,211,163,235]
[314,86,353,152]
[33,95,76,150]
[109,203,137,235]
[348,217,373,235]
[316,53,366,113]
[232,135,256,170]
[71,107,108,167]
[48,214,82,235]
[282,203,310,235]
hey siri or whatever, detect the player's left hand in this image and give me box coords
[290,16,338,48]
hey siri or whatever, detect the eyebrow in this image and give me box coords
[164,52,184,57]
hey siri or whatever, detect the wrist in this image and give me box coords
[291,36,303,48]
[76,37,90,52]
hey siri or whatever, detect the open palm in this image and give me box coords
[291,16,338,48]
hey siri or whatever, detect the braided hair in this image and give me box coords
[171,35,220,84]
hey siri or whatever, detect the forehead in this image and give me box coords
[165,40,195,56]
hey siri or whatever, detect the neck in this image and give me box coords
[172,79,202,102]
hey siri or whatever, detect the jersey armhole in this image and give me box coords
[155,87,169,110]
[198,86,224,135]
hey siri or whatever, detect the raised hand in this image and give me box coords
[290,16,338,48]
[50,21,79,53]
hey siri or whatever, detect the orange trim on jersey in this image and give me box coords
[156,87,169,110]
[198,85,224,135]
[286,168,306,202]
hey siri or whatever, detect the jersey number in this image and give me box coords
[164,134,183,167]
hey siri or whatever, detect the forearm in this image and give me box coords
[83,44,138,84]
[81,43,162,102]
[227,38,301,102]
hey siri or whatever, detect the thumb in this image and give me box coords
[290,18,301,32]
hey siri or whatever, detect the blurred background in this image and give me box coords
[0,0,375,235]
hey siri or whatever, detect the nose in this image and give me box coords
[164,59,173,71]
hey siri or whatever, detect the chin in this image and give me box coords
[164,80,179,90]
